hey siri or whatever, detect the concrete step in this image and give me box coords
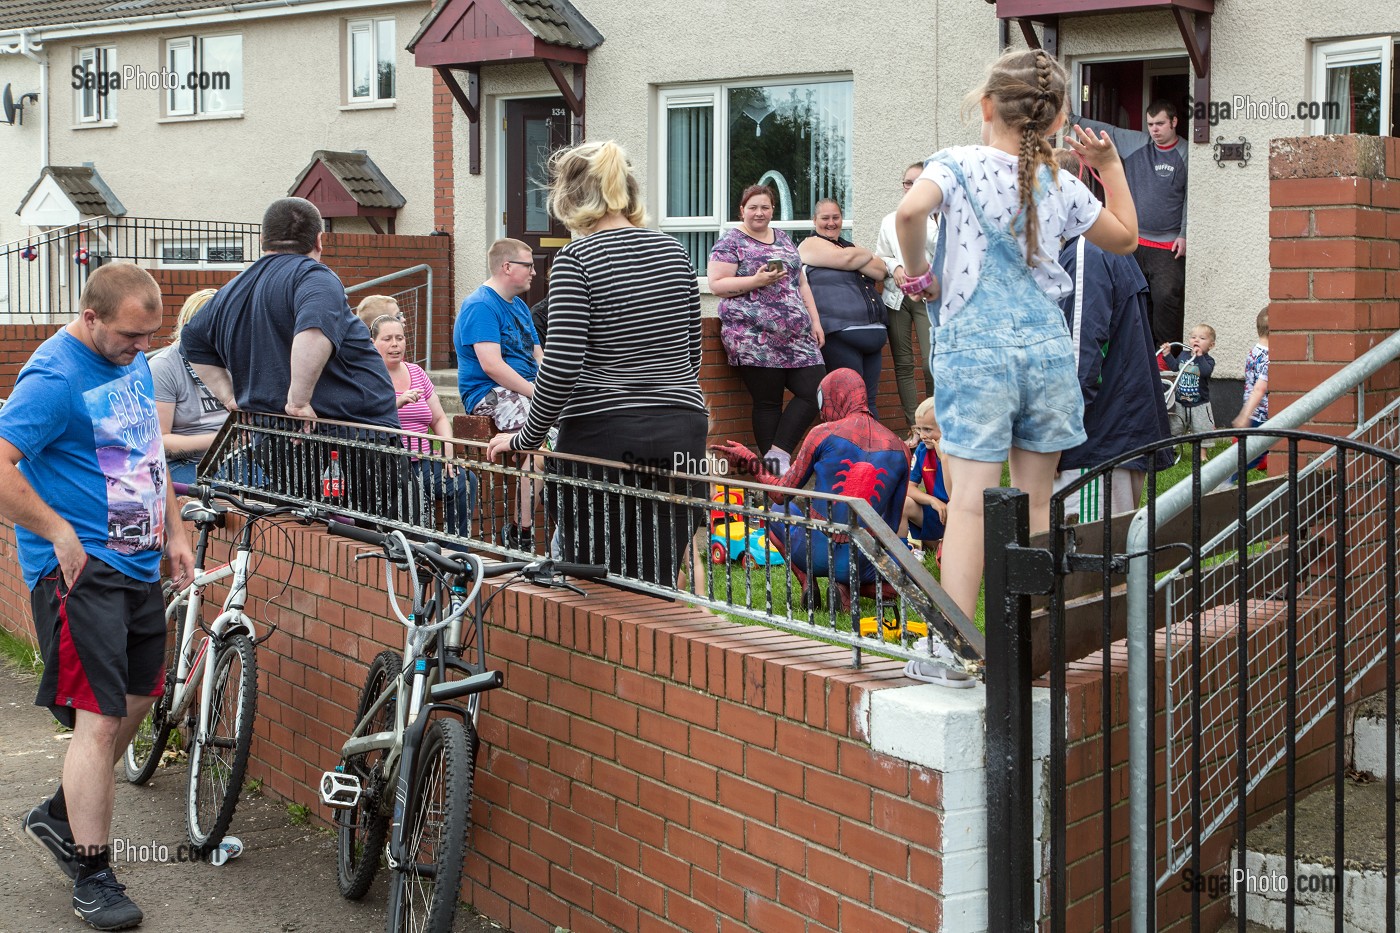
[427,368,463,415]
[1231,777,1399,932]
[1354,689,1399,780]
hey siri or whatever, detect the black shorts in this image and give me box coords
[31,558,166,728]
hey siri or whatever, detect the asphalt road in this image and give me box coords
[0,657,508,933]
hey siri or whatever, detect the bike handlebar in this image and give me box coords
[324,520,607,587]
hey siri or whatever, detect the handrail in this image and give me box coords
[1123,326,1400,933]
[344,263,435,367]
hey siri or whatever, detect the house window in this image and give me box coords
[75,46,117,123]
[165,34,243,117]
[1312,37,1396,136]
[158,241,246,268]
[658,77,854,273]
[348,18,395,102]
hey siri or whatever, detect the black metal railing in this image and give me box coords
[1,217,259,322]
[986,428,1400,933]
[196,410,985,670]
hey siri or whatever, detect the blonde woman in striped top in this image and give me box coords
[486,140,707,585]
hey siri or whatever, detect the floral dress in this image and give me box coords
[710,227,824,369]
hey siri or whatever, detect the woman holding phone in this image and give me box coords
[707,184,826,475]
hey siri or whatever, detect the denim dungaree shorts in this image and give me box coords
[924,154,1086,463]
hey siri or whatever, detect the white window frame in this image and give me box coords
[656,75,855,279]
[164,33,242,118]
[1311,36,1393,136]
[346,17,396,104]
[157,240,247,269]
[75,46,117,124]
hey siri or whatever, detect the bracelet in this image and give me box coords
[900,269,935,296]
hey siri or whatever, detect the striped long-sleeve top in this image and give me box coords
[511,226,706,452]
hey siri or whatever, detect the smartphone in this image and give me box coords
[764,259,785,273]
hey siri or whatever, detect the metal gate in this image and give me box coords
[986,425,1400,933]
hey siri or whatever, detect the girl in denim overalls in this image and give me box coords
[894,49,1140,619]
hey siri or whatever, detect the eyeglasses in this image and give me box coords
[901,179,917,189]
[505,260,536,271]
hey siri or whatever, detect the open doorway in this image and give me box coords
[1073,56,1189,200]
[1078,56,1190,132]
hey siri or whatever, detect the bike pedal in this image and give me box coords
[319,770,362,809]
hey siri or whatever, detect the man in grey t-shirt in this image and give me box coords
[1071,100,1188,346]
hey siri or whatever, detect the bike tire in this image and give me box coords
[186,633,258,854]
[124,593,187,784]
[337,650,401,900]
[386,717,473,933]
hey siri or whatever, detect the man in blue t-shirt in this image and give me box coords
[0,263,194,930]
[455,238,544,549]
[181,198,413,518]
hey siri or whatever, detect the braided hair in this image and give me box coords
[967,49,1068,268]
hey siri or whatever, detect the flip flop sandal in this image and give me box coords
[903,658,976,689]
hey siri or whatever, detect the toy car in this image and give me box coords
[859,615,929,642]
[710,521,786,568]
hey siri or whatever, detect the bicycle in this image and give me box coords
[317,520,606,933]
[124,481,324,855]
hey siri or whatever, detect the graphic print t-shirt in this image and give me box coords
[0,331,166,589]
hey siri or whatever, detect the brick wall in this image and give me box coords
[1267,134,1400,451]
[319,232,455,371]
[433,69,456,236]
[0,514,959,933]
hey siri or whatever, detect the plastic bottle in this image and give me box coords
[321,450,344,500]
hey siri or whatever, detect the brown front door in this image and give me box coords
[504,97,572,308]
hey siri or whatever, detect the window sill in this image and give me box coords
[340,99,396,111]
[158,111,244,124]
[72,120,118,130]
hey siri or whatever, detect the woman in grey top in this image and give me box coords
[149,288,228,485]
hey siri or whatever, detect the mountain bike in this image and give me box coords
[124,481,323,854]
[317,520,605,933]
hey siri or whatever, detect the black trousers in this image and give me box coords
[1135,244,1186,347]
[735,364,825,456]
[549,407,708,586]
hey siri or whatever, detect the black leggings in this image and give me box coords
[736,364,825,455]
[820,327,887,415]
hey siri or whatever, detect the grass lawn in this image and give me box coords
[705,443,1263,642]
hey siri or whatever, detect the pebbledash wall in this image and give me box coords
[0,513,1000,933]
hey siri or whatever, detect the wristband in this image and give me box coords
[901,268,935,296]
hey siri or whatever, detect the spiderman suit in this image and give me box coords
[715,368,909,588]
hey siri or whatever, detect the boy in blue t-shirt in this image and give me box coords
[1160,323,1216,436]
[900,397,948,553]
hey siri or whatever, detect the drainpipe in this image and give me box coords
[0,30,48,166]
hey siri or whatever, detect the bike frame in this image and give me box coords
[165,512,258,739]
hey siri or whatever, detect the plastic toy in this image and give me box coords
[859,615,929,642]
[74,247,90,266]
[708,486,785,568]
[19,246,37,262]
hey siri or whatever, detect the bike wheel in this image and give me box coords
[387,718,472,933]
[124,593,186,784]
[187,633,257,853]
[337,650,401,900]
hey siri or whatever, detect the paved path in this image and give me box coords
[0,658,507,933]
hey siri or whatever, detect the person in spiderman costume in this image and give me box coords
[712,368,910,607]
